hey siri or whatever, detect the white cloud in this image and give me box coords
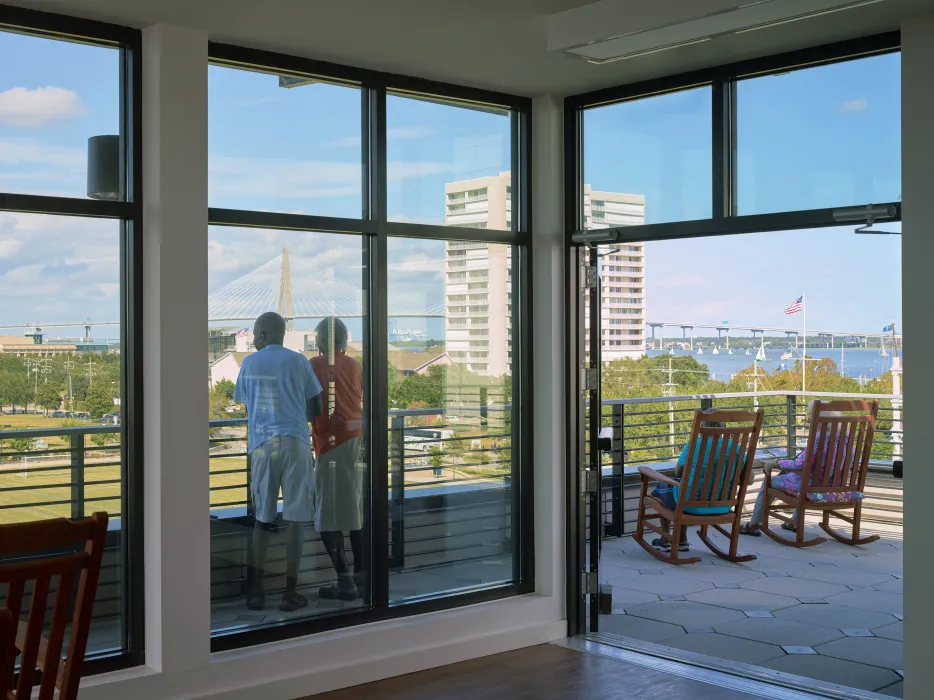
[388,254,444,273]
[842,98,868,113]
[208,154,450,200]
[0,86,87,127]
[0,239,23,259]
[0,138,84,168]
[327,126,435,149]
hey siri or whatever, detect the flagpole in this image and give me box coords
[802,292,806,393]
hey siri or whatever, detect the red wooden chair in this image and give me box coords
[0,512,108,700]
[762,400,879,547]
[635,409,764,565]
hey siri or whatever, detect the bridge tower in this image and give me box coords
[277,247,295,330]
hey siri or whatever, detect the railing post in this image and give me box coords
[245,449,254,517]
[786,395,797,459]
[389,415,405,570]
[70,431,85,519]
[609,403,624,537]
[700,398,713,411]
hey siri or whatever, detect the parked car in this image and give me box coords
[76,412,90,420]
[52,410,67,418]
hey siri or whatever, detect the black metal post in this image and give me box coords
[786,395,797,458]
[389,415,405,570]
[70,431,86,519]
[609,403,625,537]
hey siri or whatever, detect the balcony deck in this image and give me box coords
[598,511,903,697]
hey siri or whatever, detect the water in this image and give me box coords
[647,346,898,383]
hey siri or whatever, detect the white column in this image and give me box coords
[141,23,210,674]
[531,95,565,601]
[901,15,934,698]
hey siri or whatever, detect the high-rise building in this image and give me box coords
[583,185,647,361]
[444,173,512,377]
[443,175,646,375]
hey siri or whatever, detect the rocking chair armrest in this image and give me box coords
[638,466,678,486]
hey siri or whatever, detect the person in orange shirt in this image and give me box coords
[310,317,366,601]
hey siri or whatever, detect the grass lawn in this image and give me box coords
[0,448,250,525]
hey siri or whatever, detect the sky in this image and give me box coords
[0,31,902,343]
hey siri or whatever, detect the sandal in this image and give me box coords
[740,522,761,537]
[279,592,308,612]
[781,522,797,533]
[246,595,265,611]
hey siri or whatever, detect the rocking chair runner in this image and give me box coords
[635,409,764,565]
[761,400,880,548]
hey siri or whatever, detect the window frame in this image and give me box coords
[564,31,902,638]
[564,31,902,246]
[206,41,534,653]
[0,3,145,675]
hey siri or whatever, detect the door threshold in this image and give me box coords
[554,634,897,700]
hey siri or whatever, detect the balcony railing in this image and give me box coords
[0,407,514,621]
[586,390,903,540]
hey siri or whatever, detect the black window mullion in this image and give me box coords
[368,84,390,611]
[711,80,727,222]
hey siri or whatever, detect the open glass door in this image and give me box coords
[571,238,618,636]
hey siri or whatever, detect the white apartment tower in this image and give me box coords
[443,176,646,374]
[444,172,512,377]
[583,185,647,361]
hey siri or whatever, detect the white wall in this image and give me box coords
[79,26,567,700]
[900,15,934,699]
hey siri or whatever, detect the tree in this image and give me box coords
[37,382,62,414]
[85,381,116,420]
[0,371,32,413]
[215,378,236,402]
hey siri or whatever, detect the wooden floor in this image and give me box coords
[305,643,784,699]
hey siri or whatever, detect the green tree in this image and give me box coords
[85,381,116,420]
[0,371,32,413]
[37,381,62,414]
[215,378,236,401]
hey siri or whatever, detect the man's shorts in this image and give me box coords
[250,436,314,524]
[651,482,679,511]
[314,437,364,532]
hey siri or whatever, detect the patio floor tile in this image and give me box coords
[740,576,848,599]
[825,590,903,616]
[816,637,903,670]
[872,621,903,641]
[774,603,897,630]
[605,573,714,595]
[761,655,900,692]
[687,588,798,612]
[790,566,896,587]
[598,613,686,643]
[624,600,746,627]
[714,617,844,647]
[661,632,786,665]
[879,681,904,697]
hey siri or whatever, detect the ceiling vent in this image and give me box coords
[548,0,885,64]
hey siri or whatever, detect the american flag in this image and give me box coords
[235,327,251,337]
[784,296,804,315]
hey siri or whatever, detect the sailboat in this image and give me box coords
[879,340,889,357]
[712,346,720,355]
[728,348,734,356]
[697,347,703,355]
[745,348,751,356]
[756,340,770,362]
[668,348,675,356]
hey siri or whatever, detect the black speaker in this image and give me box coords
[892,460,903,479]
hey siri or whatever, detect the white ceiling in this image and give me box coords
[8,0,933,96]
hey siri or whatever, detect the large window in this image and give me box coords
[572,34,902,240]
[584,87,712,225]
[207,46,531,650]
[387,95,512,230]
[0,10,142,671]
[736,53,901,215]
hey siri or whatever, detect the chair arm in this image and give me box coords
[638,466,678,486]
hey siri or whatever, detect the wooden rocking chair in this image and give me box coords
[635,409,764,565]
[762,400,879,548]
[0,512,108,700]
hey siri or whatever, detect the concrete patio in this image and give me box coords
[598,520,904,697]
